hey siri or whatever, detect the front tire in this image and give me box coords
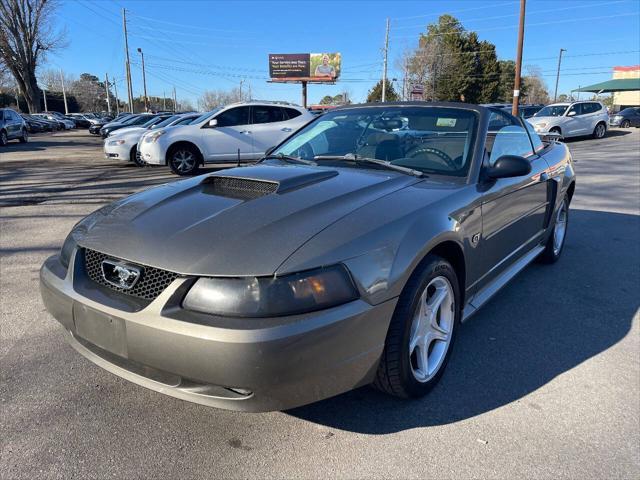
[621,120,630,128]
[592,122,606,139]
[130,146,146,167]
[168,145,200,176]
[374,255,460,398]
[0,130,7,146]
[19,128,28,143]
[538,195,569,264]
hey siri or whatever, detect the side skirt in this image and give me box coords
[462,245,545,323]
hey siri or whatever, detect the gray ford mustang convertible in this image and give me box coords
[40,102,575,412]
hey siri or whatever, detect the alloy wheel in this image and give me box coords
[0,131,7,146]
[595,124,605,138]
[172,150,196,173]
[553,199,568,256]
[409,276,455,383]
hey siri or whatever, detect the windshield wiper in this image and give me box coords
[314,154,424,178]
[262,153,317,166]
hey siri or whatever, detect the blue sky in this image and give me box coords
[49,0,640,107]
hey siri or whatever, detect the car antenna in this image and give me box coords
[237,148,241,167]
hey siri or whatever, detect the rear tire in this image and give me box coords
[19,128,28,143]
[168,145,201,176]
[538,195,569,264]
[592,122,606,139]
[374,255,460,398]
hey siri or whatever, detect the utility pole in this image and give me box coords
[113,79,120,114]
[553,48,566,102]
[43,88,48,111]
[163,91,166,110]
[137,48,148,111]
[511,0,526,116]
[382,17,390,102]
[172,86,177,112]
[239,79,244,101]
[60,69,69,114]
[105,73,111,114]
[122,8,134,113]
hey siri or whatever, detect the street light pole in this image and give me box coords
[382,17,390,102]
[511,0,526,117]
[60,68,69,114]
[137,48,148,112]
[553,48,566,102]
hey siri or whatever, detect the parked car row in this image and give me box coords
[103,101,313,175]
[527,100,610,139]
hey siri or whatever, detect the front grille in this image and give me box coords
[84,249,179,300]
[202,176,278,200]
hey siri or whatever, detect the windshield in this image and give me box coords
[126,115,155,126]
[141,117,164,128]
[151,115,180,128]
[192,108,223,125]
[535,105,568,117]
[273,106,478,176]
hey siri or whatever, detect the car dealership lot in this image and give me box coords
[1,130,639,478]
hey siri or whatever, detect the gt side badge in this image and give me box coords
[471,233,481,246]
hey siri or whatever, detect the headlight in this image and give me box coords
[182,264,359,317]
[536,123,547,129]
[59,234,77,269]
[145,130,165,143]
[108,139,126,146]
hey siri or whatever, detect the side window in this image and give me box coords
[0,110,4,121]
[215,107,250,127]
[524,121,544,153]
[486,110,534,165]
[567,104,582,116]
[283,107,302,120]
[252,106,284,124]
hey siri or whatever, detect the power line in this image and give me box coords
[393,0,628,30]
[392,1,518,21]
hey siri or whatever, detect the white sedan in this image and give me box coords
[104,114,199,166]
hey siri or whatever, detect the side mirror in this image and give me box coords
[265,145,277,156]
[567,110,577,117]
[486,155,532,179]
[208,118,218,128]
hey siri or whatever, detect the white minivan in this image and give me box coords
[139,101,313,175]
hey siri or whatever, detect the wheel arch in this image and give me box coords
[566,181,576,205]
[165,141,204,166]
[398,238,467,308]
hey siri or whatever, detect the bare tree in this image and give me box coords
[522,65,550,105]
[39,67,74,93]
[199,87,243,110]
[0,0,65,112]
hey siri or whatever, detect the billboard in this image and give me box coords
[269,53,341,81]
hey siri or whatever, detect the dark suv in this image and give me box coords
[0,108,28,146]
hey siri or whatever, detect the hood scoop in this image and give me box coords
[201,166,339,200]
[202,176,278,200]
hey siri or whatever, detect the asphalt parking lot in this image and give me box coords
[1,129,639,479]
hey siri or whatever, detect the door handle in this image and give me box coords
[281,127,292,132]
[240,130,251,135]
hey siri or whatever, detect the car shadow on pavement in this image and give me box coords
[287,209,638,433]
[563,129,631,143]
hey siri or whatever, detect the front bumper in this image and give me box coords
[138,141,165,165]
[40,252,395,412]
[104,142,131,161]
[609,118,623,127]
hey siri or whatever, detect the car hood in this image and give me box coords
[111,126,146,137]
[529,116,563,124]
[77,163,420,276]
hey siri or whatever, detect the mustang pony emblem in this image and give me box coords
[101,259,141,290]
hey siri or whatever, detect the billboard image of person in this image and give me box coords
[310,53,341,80]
